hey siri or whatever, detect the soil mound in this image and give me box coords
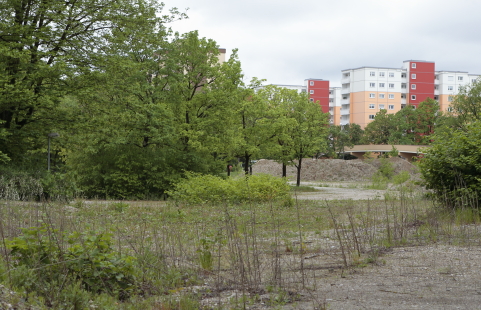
[252,157,419,182]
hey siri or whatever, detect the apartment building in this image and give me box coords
[338,60,480,128]
[258,79,342,125]
[258,60,480,129]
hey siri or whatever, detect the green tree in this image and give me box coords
[231,82,284,175]
[65,30,244,198]
[0,0,184,167]
[362,109,397,144]
[253,85,298,177]
[413,98,441,144]
[363,99,440,146]
[277,93,329,186]
[327,123,363,158]
[445,79,481,128]
[419,121,481,208]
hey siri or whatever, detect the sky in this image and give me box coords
[167,0,481,87]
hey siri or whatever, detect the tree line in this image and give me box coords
[0,0,328,198]
[1,0,480,202]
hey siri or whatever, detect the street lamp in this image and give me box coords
[48,132,59,171]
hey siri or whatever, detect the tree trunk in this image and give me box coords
[227,164,231,177]
[282,163,287,178]
[296,158,302,187]
[244,152,250,175]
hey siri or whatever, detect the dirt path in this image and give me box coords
[291,182,388,201]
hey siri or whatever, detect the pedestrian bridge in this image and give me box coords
[344,145,430,161]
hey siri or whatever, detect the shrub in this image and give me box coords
[5,225,137,304]
[239,174,291,203]
[419,121,481,208]
[40,172,80,201]
[0,171,43,201]
[168,173,291,205]
[167,172,234,204]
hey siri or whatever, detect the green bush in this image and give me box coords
[168,173,291,205]
[41,172,80,201]
[419,121,481,208]
[0,171,43,201]
[5,225,137,304]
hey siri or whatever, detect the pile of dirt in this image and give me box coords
[252,157,420,182]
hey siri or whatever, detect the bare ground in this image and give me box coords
[282,245,481,310]
[245,159,481,309]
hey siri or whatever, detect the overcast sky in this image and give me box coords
[167,0,481,87]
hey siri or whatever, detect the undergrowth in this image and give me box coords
[0,187,480,309]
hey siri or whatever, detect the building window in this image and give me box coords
[448,86,453,91]
[447,106,453,112]
[448,96,453,102]
[379,104,385,110]
[448,76,454,81]
[310,90,314,94]
[389,94,394,99]
[473,79,477,83]
[369,104,375,109]
[370,83,375,87]
[458,76,463,81]
[369,93,375,98]
[379,94,385,99]
[329,99,334,102]
[389,72,394,78]
[435,75,439,80]
[434,85,438,90]
[388,105,394,110]
[401,94,406,99]
[411,95,416,100]
[370,72,375,77]
[411,84,416,89]
[309,81,314,86]
[434,96,439,100]
[379,83,385,88]
[389,83,395,88]
[310,98,314,102]
[401,83,406,89]
[401,73,406,78]
[379,72,385,77]
[329,91,332,94]
[369,115,375,120]
[411,74,416,79]
[412,63,416,68]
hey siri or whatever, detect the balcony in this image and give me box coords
[341,108,350,115]
[341,75,351,84]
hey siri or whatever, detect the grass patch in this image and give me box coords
[1,189,480,309]
[290,185,321,192]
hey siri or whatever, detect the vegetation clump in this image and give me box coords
[5,225,137,306]
[168,173,292,205]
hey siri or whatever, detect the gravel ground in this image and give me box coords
[284,245,481,310]
[252,158,420,182]
[252,159,481,309]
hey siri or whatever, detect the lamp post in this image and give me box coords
[48,132,59,171]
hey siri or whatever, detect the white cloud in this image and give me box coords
[168,0,481,86]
